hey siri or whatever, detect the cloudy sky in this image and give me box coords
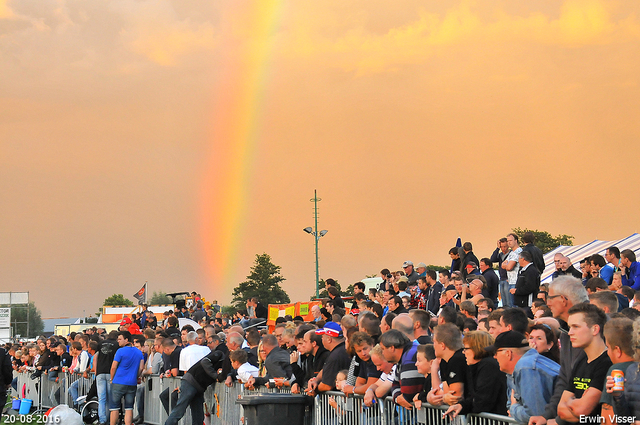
[2,0,639,318]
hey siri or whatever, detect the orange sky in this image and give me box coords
[1,0,639,318]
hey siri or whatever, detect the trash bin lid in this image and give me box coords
[236,394,312,405]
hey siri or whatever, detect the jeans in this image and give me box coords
[96,373,111,423]
[136,383,145,418]
[164,380,204,425]
[69,378,85,406]
[160,386,179,415]
[110,383,136,411]
[499,280,512,307]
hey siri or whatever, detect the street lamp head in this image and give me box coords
[303,227,313,234]
[319,230,328,237]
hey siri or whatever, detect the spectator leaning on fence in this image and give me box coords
[291,328,328,393]
[380,329,424,409]
[413,344,436,410]
[246,334,292,389]
[428,323,469,407]
[164,334,225,425]
[159,338,182,416]
[491,330,560,423]
[443,330,507,418]
[307,322,351,394]
[337,332,381,396]
[363,343,396,407]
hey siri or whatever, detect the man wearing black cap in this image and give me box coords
[489,331,560,424]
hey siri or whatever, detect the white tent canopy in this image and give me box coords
[541,233,640,284]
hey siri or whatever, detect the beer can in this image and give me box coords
[612,369,625,391]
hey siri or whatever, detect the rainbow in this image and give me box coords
[199,0,285,297]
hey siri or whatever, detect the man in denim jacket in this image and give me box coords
[489,331,560,423]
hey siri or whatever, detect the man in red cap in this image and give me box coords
[120,317,142,335]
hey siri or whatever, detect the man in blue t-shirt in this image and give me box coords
[110,331,144,425]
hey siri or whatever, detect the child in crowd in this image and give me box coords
[601,317,635,425]
[328,370,350,416]
[12,350,23,370]
[228,349,259,385]
[413,344,436,409]
[19,352,33,372]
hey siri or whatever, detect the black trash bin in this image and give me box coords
[236,393,312,425]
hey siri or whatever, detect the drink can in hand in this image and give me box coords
[612,369,625,392]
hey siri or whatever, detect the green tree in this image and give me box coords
[2,302,44,338]
[103,294,134,306]
[221,305,237,316]
[512,228,574,254]
[232,253,290,309]
[148,291,172,305]
[426,265,450,272]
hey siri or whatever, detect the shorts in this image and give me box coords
[110,383,136,411]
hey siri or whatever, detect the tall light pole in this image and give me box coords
[303,189,328,298]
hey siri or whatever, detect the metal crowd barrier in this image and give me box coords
[39,373,63,409]
[64,372,94,407]
[11,370,522,425]
[142,375,192,425]
[15,371,40,409]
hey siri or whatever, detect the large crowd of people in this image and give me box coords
[3,231,640,425]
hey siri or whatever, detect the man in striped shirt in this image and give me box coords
[380,330,425,409]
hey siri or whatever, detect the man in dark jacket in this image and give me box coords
[521,232,546,276]
[246,334,292,388]
[291,329,329,392]
[511,251,540,312]
[461,242,479,278]
[479,258,500,305]
[412,272,443,316]
[95,331,119,425]
[1,345,12,412]
[164,336,225,425]
[402,261,420,286]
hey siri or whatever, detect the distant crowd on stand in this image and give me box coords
[3,231,640,425]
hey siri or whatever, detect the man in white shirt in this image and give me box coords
[179,331,210,372]
[502,233,522,307]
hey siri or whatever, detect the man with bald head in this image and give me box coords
[391,314,414,340]
[551,253,564,279]
[553,256,582,280]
